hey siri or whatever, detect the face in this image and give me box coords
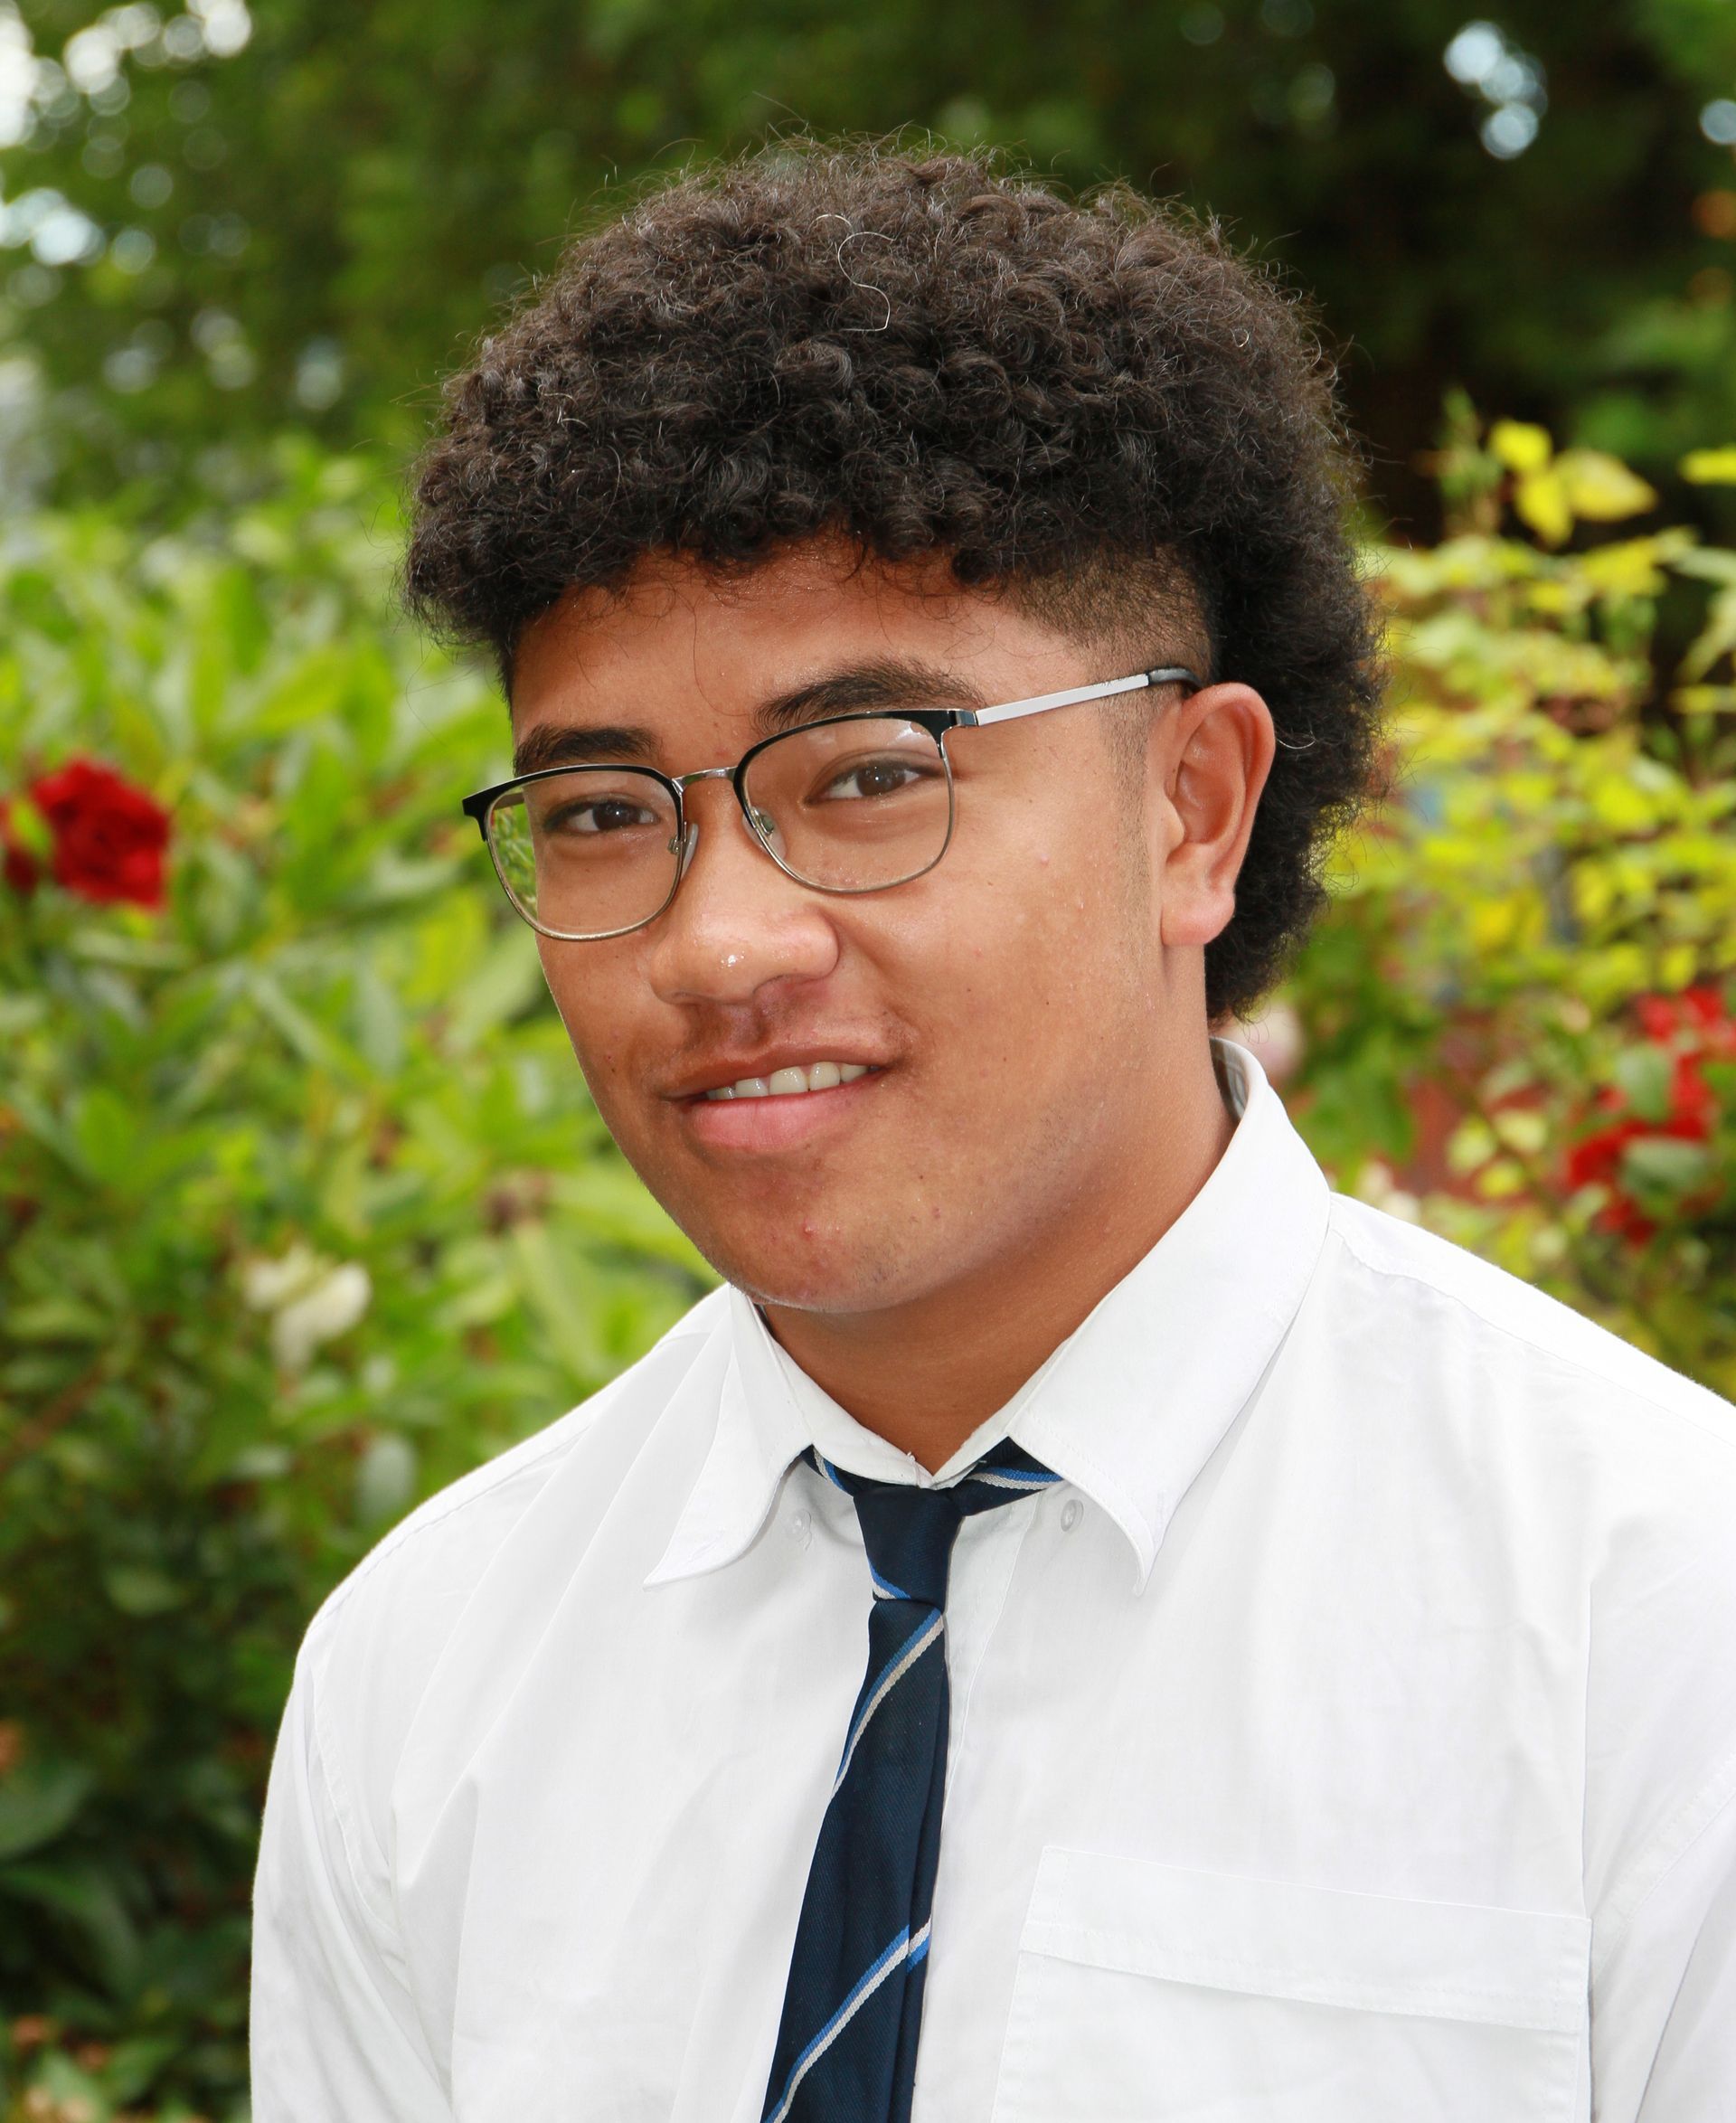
[508,542,1269,1317]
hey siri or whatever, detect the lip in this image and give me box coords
[676,1065,885,1151]
[660,1044,890,1102]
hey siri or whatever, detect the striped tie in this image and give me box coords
[760,1440,1061,2123]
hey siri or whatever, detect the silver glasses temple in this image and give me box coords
[959,665,1203,728]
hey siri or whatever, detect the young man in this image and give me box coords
[251,147,1736,2119]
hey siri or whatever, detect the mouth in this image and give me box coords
[696,1060,875,1102]
[671,1054,888,1153]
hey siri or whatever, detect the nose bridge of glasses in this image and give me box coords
[665,761,777,872]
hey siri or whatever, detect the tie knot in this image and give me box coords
[805,1443,1061,1611]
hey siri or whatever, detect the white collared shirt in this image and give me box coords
[251,1038,1736,2121]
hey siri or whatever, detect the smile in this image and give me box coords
[702,1062,874,1101]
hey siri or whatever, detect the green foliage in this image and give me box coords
[4,0,1736,529]
[0,444,712,2120]
[1283,397,1736,1397]
[2,413,1735,2118]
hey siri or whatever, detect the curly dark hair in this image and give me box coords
[405,142,1386,1023]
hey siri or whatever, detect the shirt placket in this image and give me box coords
[940,1496,1044,1804]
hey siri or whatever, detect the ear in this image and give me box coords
[1149,683,1277,948]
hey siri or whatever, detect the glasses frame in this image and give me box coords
[459,663,1204,943]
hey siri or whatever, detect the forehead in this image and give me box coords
[507,542,1069,741]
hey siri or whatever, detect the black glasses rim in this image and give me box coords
[458,706,962,826]
[472,709,959,941]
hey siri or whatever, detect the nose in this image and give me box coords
[644,778,841,1007]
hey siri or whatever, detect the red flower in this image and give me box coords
[1563,1116,1655,1241]
[1562,1112,1711,1242]
[1562,984,1733,1241]
[0,798,40,896]
[1562,1117,1645,1196]
[27,758,171,910]
[1636,986,1735,1141]
[1636,987,1736,1050]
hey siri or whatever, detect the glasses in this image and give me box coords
[460,664,1203,942]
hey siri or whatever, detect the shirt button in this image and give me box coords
[788,1507,813,1548]
[1061,1499,1082,1533]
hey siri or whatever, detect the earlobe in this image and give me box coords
[1156,684,1277,950]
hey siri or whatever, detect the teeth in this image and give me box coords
[703,1062,873,1101]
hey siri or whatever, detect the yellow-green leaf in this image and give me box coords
[1514,467,1571,546]
[1491,419,1552,474]
[1658,942,1701,989]
[1589,771,1662,832]
[1671,684,1736,717]
[1681,447,1736,484]
[1554,449,1657,522]
[1578,531,1695,599]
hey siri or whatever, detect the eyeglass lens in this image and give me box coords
[485,716,954,939]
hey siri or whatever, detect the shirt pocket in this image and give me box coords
[989,1848,1590,2123]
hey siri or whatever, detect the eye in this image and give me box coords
[816,755,931,802]
[543,795,660,835]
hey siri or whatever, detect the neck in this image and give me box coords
[760,1038,1239,1470]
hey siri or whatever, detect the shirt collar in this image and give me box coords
[646,1036,1330,1591]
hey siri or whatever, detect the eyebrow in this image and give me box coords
[511,658,987,778]
[511,722,658,776]
[753,658,986,734]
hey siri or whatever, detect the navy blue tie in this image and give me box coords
[760,1440,1061,2123]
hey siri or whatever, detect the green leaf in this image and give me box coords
[104,2033,184,2103]
[0,1757,95,1860]
[1612,1044,1674,1123]
[5,1296,111,1342]
[445,928,546,1051]
[102,1564,191,1617]
[509,1222,606,1383]
[2,1851,145,1997]
[1680,584,1736,682]
[1621,1136,1713,1194]
[73,1086,149,1190]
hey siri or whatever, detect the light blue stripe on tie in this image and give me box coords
[970,1468,1061,1491]
[869,1562,910,1601]
[764,1926,915,2123]
[816,1454,850,1491]
[833,1610,945,1795]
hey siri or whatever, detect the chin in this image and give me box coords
[689,1213,933,1316]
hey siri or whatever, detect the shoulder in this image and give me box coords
[1309,1194,1736,1702]
[1321,1192,1736,1458]
[1316,1197,1736,1919]
[297,1285,730,1690]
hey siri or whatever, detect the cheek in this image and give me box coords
[536,941,637,1093]
[916,846,1136,1073]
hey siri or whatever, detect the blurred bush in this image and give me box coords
[2,411,1735,2118]
[1285,395,1736,1398]
[5,0,1736,541]
[0,444,712,2121]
